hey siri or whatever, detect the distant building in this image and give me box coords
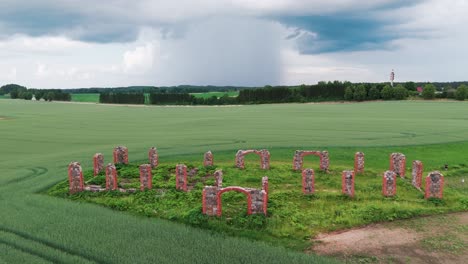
[417,87,423,93]
[390,69,395,87]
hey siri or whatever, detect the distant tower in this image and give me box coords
[390,69,395,87]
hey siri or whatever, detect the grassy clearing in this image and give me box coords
[1,99,468,263]
[71,93,99,103]
[190,91,239,98]
[0,94,9,99]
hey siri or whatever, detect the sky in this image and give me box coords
[0,0,467,88]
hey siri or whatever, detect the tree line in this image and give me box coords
[0,84,71,101]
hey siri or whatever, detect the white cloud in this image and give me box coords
[123,43,156,74]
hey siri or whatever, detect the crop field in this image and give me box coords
[190,91,239,98]
[71,93,100,103]
[1,99,468,263]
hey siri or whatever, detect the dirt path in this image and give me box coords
[311,212,468,263]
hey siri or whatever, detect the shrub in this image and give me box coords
[381,85,394,100]
[353,85,367,101]
[455,84,467,101]
[393,84,408,100]
[344,87,354,101]
[422,84,436,99]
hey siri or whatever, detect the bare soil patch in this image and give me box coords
[311,212,468,263]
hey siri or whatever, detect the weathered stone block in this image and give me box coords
[383,170,397,197]
[425,171,444,199]
[139,164,152,191]
[113,146,128,164]
[390,153,406,177]
[105,163,118,191]
[93,153,104,176]
[148,147,158,168]
[68,162,83,194]
[342,170,355,197]
[412,160,423,189]
[176,164,187,192]
[302,168,315,194]
[214,169,223,188]
[202,186,219,216]
[204,151,214,167]
[354,152,365,174]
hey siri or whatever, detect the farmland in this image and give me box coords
[70,93,100,103]
[1,99,468,263]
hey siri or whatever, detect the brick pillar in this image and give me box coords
[425,171,444,199]
[293,150,303,171]
[68,162,84,194]
[383,170,397,197]
[302,168,315,194]
[148,147,158,168]
[105,163,118,191]
[204,151,214,167]
[202,186,219,216]
[262,176,269,193]
[412,160,423,188]
[390,153,406,177]
[214,169,223,188]
[260,149,270,170]
[235,150,245,169]
[342,170,355,197]
[113,146,128,164]
[93,153,104,176]
[176,164,187,191]
[320,151,330,171]
[354,152,365,174]
[250,189,267,215]
[139,164,152,191]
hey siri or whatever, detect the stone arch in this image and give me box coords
[235,149,270,170]
[293,150,329,171]
[216,187,252,216]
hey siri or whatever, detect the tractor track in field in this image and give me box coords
[5,167,48,185]
[0,226,108,264]
[0,237,63,263]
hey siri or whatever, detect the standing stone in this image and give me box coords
[259,149,270,170]
[105,163,118,191]
[113,146,128,164]
[250,189,268,215]
[412,160,423,189]
[148,147,158,168]
[321,151,330,171]
[382,170,397,197]
[342,170,355,197]
[262,176,269,193]
[302,168,315,194]
[68,162,84,194]
[93,153,104,176]
[214,169,223,188]
[202,186,219,216]
[354,152,365,174]
[139,164,152,191]
[176,164,187,192]
[425,171,444,199]
[204,151,214,166]
[390,153,406,177]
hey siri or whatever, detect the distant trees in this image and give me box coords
[381,85,394,100]
[353,85,367,101]
[422,84,436,99]
[455,84,468,101]
[99,93,145,104]
[393,84,408,100]
[0,84,26,96]
[368,86,380,100]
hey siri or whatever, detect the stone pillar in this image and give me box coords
[390,153,406,177]
[93,153,104,176]
[250,189,267,215]
[342,170,355,197]
[202,186,219,216]
[113,146,128,164]
[105,163,118,191]
[354,152,365,174]
[412,160,423,189]
[176,164,187,192]
[382,170,397,197]
[293,150,303,171]
[139,164,152,191]
[320,151,330,171]
[262,176,269,193]
[425,171,444,199]
[259,149,270,170]
[68,162,84,194]
[302,168,315,194]
[235,150,245,169]
[148,147,158,168]
[203,151,214,167]
[214,169,223,188]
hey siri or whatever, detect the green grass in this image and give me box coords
[71,93,99,103]
[190,91,239,98]
[1,99,468,263]
[0,94,9,99]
